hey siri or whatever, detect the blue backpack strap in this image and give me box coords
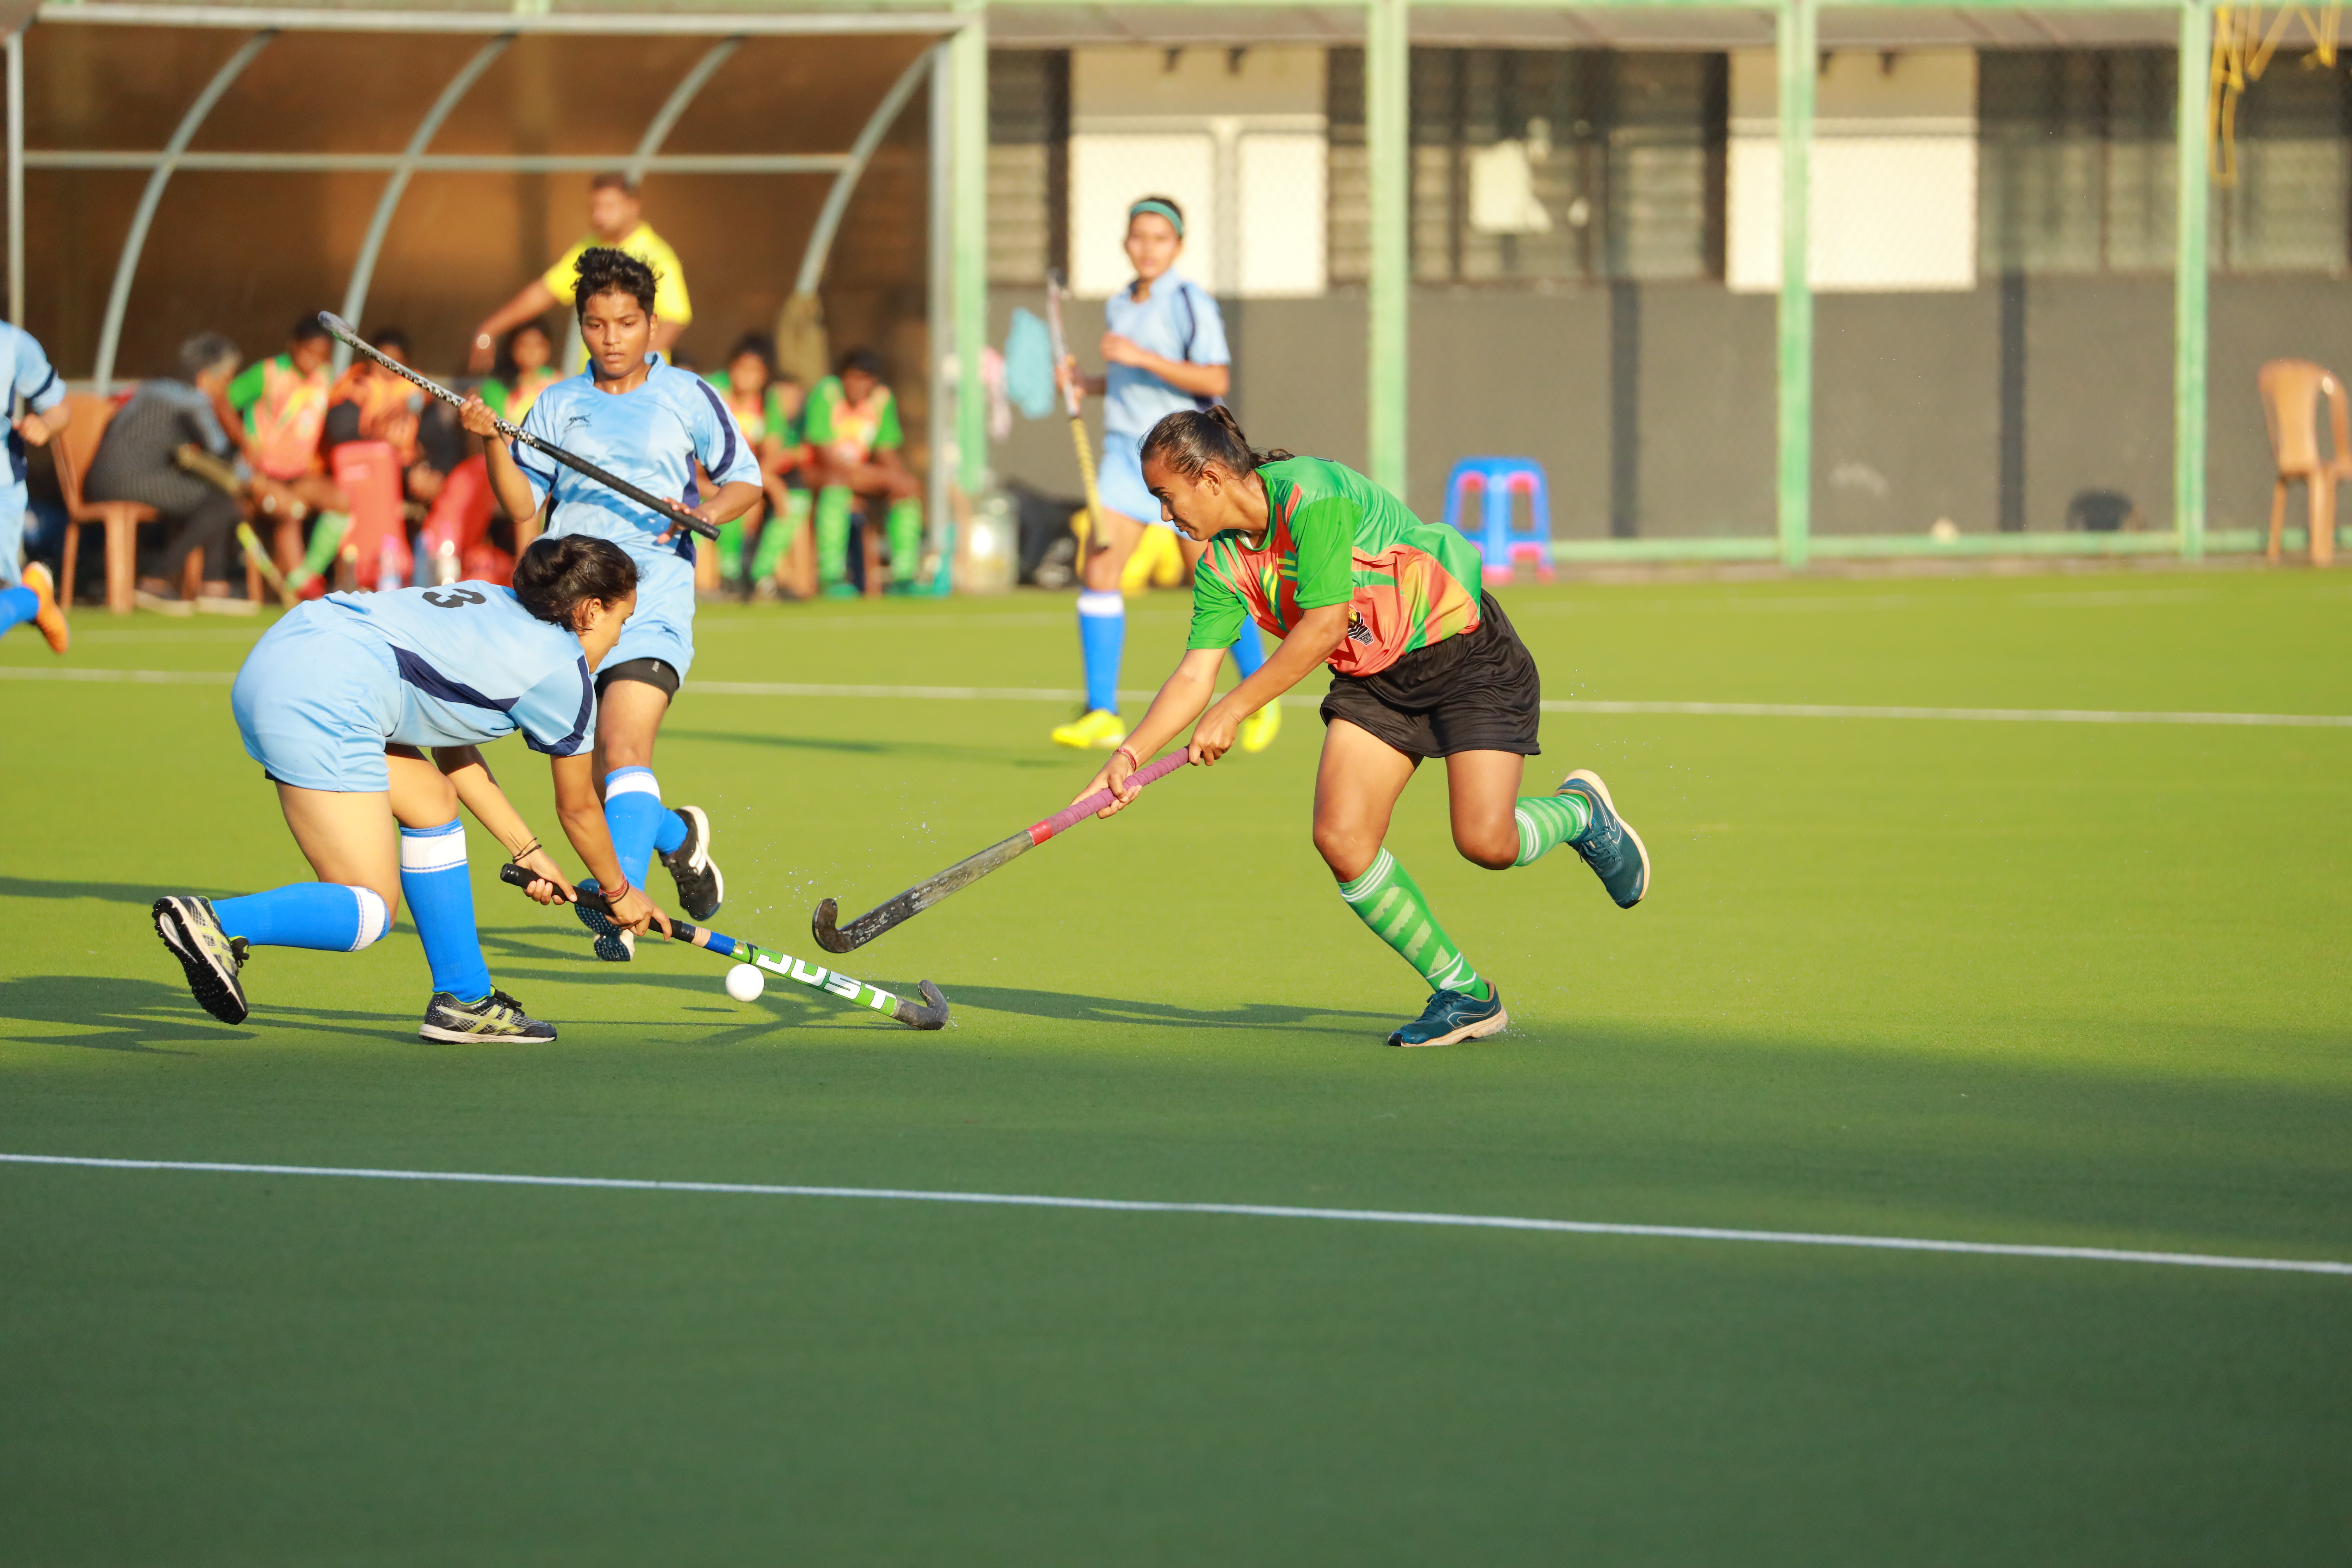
[1175,282,1220,411]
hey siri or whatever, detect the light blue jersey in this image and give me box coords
[0,321,65,586]
[511,357,756,680]
[232,586,595,792]
[1101,268,1228,439]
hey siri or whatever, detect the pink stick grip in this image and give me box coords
[1030,752,1187,844]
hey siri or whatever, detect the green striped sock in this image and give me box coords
[1337,849,1491,1002]
[1512,791,1592,866]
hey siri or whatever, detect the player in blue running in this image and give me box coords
[152,535,672,1042]
[1049,197,1278,756]
[0,318,72,654]
[463,247,762,961]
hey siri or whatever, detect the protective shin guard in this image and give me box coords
[604,766,682,891]
[399,818,492,1004]
[296,512,350,581]
[214,882,391,951]
[1512,793,1594,866]
[886,497,924,583]
[0,584,34,638]
[715,517,746,582]
[1077,589,1126,714]
[1229,619,1268,678]
[1337,849,1491,1001]
[814,486,854,588]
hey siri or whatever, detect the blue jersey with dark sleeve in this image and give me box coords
[311,584,596,756]
[510,358,761,569]
[1102,268,1230,438]
[0,321,66,484]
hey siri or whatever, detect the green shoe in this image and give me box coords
[1558,769,1650,909]
[1386,987,1508,1048]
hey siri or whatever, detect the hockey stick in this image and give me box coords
[1043,270,1107,551]
[498,865,949,1029]
[171,444,296,604]
[315,312,719,542]
[812,751,1186,954]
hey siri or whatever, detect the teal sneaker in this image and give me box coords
[1386,987,1508,1048]
[1558,769,1651,908]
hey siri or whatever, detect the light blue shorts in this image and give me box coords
[608,548,696,680]
[232,606,401,793]
[1097,432,1173,531]
[0,482,27,587]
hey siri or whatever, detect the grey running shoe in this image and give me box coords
[572,878,635,962]
[660,804,724,921]
[419,988,557,1044]
[152,895,250,1024]
[1557,769,1652,909]
[1387,987,1508,1048]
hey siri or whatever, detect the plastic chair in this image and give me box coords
[51,393,158,614]
[330,439,411,589]
[2257,359,2352,567]
[1443,457,1555,586]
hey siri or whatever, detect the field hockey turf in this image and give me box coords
[3,569,2346,1563]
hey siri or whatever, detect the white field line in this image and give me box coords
[8,665,2350,729]
[2,1153,2345,1278]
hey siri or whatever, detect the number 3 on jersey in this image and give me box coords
[424,588,488,609]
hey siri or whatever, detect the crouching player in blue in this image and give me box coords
[463,246,761,962]
[152,535,672,1041]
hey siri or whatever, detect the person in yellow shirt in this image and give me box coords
[467,173,691,374]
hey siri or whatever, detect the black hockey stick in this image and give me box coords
[811,752,1187,954]
[498,865,948,1029]
[317,312,719,542]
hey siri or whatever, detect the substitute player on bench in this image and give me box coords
[1050,197,1277,756]
[151,535,670,1042]
[1079,408,1651,1049]
[462,247,761,961]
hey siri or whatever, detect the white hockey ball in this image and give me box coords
[725,964,765,1002]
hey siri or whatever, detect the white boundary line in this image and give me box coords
[9,666,2350,729]
[3,1153,2344,1277]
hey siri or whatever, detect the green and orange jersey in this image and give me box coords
[1186,455,1485,678]
[226,352,329,481]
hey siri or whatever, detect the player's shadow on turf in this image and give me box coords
[0,875,179,908]
[0,975,223,1053]
[665,729,1065,770]
[947,985,1396,1033]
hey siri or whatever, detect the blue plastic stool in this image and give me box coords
[1443,457,1555,586]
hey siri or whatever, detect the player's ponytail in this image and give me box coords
[1140,406,1294,483]
[513,534,638,629]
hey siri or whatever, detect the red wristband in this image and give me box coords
[1114,744,1141,771]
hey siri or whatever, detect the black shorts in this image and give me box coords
[1318,593,1541,758]
[595,656,681,700]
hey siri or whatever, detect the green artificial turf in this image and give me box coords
[2,569,2347,1564]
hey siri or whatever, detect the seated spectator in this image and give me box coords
[805,346,922,597]
[224,312,350,584]
[84,331,251,614]
[705,332,813,598]
[480,320,560,425]
[324,326,458,506]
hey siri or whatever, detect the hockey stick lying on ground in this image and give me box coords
[813,751,1187,954]
[498,864,949,1029]
[316,312,719,542]
[172,443,296,604]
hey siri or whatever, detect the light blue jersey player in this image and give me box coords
[0,320,72,653]
[470,245,763,961]
[152,536,671,1043]
[1049,196,1274,755]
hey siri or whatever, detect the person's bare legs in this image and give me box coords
[1311,717,1418,882]
[1442,750,1528,870]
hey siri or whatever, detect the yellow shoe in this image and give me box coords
[22,562,68,654]
[1050,708,1128,750]
[1240,700,1282,753]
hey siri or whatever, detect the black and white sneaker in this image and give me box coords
[419,988,557,1043]
[151,895,251,1024]
[660,804,724,921]
[572,878,635,962]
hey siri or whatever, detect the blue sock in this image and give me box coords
[399,817,492,1005]
[1229,620,1267,678]
[604,766,680,890]
[653,807,688,857]
[0,584,35,638]
[1077,589,1125,714]
[214,883,391,951]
